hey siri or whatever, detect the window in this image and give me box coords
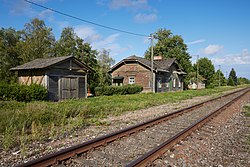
[173,79,176,87]
[157,79,162,88]
[129,77,135,84]
[178,81,181,88]
[166,82,169,88]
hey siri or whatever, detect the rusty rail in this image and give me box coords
[17,88,249,167]
[126,88,250,167]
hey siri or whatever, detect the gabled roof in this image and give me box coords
[110,55,178,73]
[10,56,92,71]
[154,59,176,70]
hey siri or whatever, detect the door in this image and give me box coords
[61,77,78,99]
[48,76,59,101]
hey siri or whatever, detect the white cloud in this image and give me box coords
[37,9,54,21]
[75,26,101,43]
[187,39,206,45]
[212,49,250,65]
[9,0,48,16]
[93,34,130,57]
[108,0,148,10]
[134,13,157,23]
[74,25,129,57]
[201,45,224,55]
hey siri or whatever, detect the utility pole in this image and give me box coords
[149,34,155,93]
[219,65,221,87]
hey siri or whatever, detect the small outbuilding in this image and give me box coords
[11,56,92,101]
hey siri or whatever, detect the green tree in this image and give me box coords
[18,18,55,63]
[238,77,250,85]
[55,27,78,57]
[188,71,206,84]
[228,77,235,86]
[0,28,20,82]
[97,49,115,86]
[228,68,237,86]
[56,27,98,68]
[193,57,215,87]
[211,69,227,87]
[145,28,192,74]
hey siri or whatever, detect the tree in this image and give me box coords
[211,69,227,87]
[56,27,98,68]
[193,57,215,87]
[238,77,250,85]
[55,27,78,57]
[18,18,55,63]
[188,71,206,86]
[0,28,20,82]
[145,28,192,74]
[228,77,235,86]
[228,68,237,86]
[97,49,115,86]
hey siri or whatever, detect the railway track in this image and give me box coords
[17,87,250,167]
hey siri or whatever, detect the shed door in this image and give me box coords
[49,76,59,101]
[61,77,78,99]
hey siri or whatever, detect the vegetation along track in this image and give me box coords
[17,87,250,167]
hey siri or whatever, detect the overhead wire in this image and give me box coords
[24,0,149,37]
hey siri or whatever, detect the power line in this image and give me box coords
[24,0,148,37]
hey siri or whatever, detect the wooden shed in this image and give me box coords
[11,56,92,101]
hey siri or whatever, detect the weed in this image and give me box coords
[243,104,250,117]
[31,121,38,140]
[2,125,16,150]
[20,125,27,157]
[49,123,57,140]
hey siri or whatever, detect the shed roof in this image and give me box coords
[10,56,92,71]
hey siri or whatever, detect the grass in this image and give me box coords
[0,85,248,151]
[243,104,250,117]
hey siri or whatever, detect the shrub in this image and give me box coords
[95,84,143,96]
[0,82,48,102]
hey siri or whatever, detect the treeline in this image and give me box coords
[144,29,250,88]
[0,18,114,91]
[1,19,249,91]
[192,57,250,87]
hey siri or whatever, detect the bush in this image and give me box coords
[95,84,143,96]
[0,82,47,102]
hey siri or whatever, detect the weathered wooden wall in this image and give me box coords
[18,70,46,86]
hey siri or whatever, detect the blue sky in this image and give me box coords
[1,0,250,79]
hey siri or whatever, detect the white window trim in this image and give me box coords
[129,76,135,84]
[173,79,176,87]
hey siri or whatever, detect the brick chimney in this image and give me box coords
[154,56,162,60]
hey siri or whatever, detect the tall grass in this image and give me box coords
[0,86,246,150]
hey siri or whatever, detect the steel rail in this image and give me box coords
[17,87,248,167]
[126,88,250,167]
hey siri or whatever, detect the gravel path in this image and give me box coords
[64,90,246,166]
[0,88,249,166]
[153,91,250,167]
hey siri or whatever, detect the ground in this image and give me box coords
[1,89,249,166]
